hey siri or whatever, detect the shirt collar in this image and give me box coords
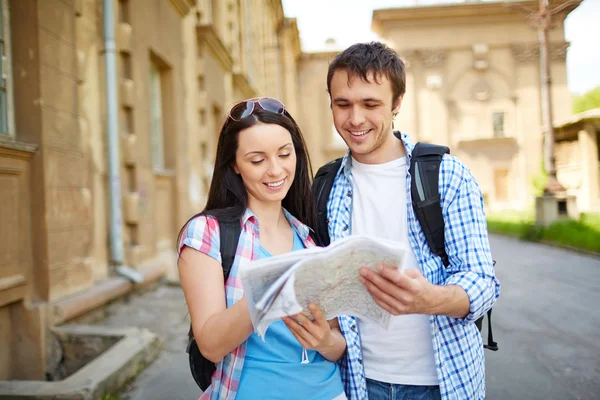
[240,207,311,240]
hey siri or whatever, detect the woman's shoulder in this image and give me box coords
[187,214,220,233]
[178,214,221,258]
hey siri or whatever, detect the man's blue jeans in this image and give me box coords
[366,378,442,400]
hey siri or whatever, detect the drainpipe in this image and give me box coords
[103,0,143,283]
[103,0,124,266]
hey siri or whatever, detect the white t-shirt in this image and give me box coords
[350,155,438,385]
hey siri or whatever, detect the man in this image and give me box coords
[322,42,500,400]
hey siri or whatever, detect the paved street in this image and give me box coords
[96,234,600,400]
[485,235,600,400]
[93,283,200,400]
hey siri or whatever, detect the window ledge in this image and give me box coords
[0,136,38,153]
[456,135,517,148]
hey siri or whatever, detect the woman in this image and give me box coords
[177,98,347,400]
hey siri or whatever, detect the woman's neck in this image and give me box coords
[247,199,287,232]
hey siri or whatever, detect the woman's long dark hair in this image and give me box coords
[177,108,316,246]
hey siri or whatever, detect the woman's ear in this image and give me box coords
[232,163,240,174]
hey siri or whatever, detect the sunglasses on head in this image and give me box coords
[228,97,286,121]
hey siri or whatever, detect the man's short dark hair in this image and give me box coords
[327,42,406,105]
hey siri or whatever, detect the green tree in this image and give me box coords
[573,86,600,114]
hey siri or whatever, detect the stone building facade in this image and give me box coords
[554,109,600,212]
[0,0,302,380]
[369,0,579,212]
[298,1,593,213]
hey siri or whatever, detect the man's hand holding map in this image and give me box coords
[238,236,410,338]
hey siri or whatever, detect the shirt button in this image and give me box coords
[342,225,348,231]
[351,325,356,331]
[347,190,352,197]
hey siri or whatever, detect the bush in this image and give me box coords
[486,219,529,237]
[487,212,600,254]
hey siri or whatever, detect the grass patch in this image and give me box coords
[487,211,600,254]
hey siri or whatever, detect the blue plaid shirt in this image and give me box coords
[330,133,500,400]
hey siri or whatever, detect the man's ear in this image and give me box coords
[392,95,404,114]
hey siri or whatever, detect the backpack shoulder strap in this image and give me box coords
[409,142,450,267]
[217,218,242,279]
[312,158,343,247]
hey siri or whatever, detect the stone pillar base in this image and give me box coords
[535,194,579,227]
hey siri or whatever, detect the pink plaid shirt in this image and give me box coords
[179,208,316,399]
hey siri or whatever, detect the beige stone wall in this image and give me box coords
[2,0,91,378]
[581,126,600,212]
[297,52,347,170]
[9,0,92,303]
[0,145,41,379]
[1,0,303,379]
[555,119,600,213]
[118,0,189,261]
[279,19,301,117]
[78,0,110,285]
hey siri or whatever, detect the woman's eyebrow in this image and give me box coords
[244,143,292,156]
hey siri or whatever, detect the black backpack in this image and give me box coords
[311,142,498,351]
[186,218,242,390]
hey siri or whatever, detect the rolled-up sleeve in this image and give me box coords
[442,162,500,324]
[178,215,222,264]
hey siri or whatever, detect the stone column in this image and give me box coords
[578,124,600,212]
[397,51,417,137]
[417,48,448,144]
[511,43,543,208]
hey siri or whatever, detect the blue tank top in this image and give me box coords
[235,229,344,400]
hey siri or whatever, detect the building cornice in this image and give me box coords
[272,0,285,30]
[555,108,600,130]
[196,24,234,72]
[510,42,570,62]
[168,0,197,17]
[372,0,580,36]
[283,18,302,59]
[301,51,340,61]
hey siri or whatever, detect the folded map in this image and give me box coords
[238,235,410,338]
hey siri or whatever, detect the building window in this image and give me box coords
[0,0,14,137]
[149,64,165,171]
[492,111,505,138]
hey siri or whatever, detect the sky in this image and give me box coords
[281,0,600,95]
